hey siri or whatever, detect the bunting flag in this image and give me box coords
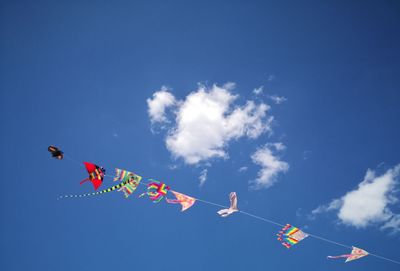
[217,192,239,217]
[113,169,142,198]
[140,179,170,203]
[277,224,309,249]
[113,168,142,183]
[118,179,141,198]
[58,180,131,199]
[328,247,369,262]
[166,190,196,211]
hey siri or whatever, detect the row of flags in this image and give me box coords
[113,168,196,211]
[111,168,369,263]
[49,149,393,265]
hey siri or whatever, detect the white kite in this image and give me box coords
[217,192,239,217]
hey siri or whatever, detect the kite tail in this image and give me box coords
[80,178,90,185]
[165,198,180,204]
[327,255,352,259]
[59,180,129,200]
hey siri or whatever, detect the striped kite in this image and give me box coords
[277,224,308,248]
[113,169,142,198]
[79,162,106,190]
[328,247,369,262]
[140,179,170,203]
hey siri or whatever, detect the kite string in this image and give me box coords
[64,154,82,167]
[306,233,351,249]
[238,211,285,228]
[194,198,228,209]
[177,195,400,265]
[63,158,400,265]
[366,253,400,265]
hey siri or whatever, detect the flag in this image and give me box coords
[277,224,308,248]
[328,247,369,262]
[166,190,196,211]
[113,169,142,198]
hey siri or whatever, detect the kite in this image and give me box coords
[277,224,308,248]
[140,179,170,203]
[59,179,132,199]
[48,145,63,160]
[328,247,369,262]
[217,192,239,217]
[166,190,196,211]
[51,148,400,266]
[79,162,106,190]
[113,169,142,198]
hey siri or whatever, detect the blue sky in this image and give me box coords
[1,1,400,270]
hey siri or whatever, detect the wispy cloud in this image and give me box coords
[199,169,208,187]
[238,166,248,173]
[148,83,273,165]
[253,86,264,95]
[267,74,275,81]
[312,164,400,233]
[250,143,289,189]
[269,95,287,105]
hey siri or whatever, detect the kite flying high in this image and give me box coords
[79,162,106,190]
[328,247,369,262]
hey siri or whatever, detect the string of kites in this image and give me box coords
[49,145,396,265]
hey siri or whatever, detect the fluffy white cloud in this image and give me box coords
[250,143,289,189]
[160,83,272,164]
[147,86,176,123]
[312,165,400,231]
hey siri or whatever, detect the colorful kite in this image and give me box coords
[113,168,141,183]
[140,180,170,203]
[166,190,196,211]
[277,224,308,248]
[217,192,239,217]
[79,162,106,190]
[48,145,63,160]
[113,169,142,198]
[328,247,369,262]
[52,148,400,266]
[58,179,131,199]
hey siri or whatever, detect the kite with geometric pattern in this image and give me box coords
[113,169,142,198]
[140,179,170,203]
[277,224,309,249]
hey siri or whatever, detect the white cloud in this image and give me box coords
[199,169,208,187]
[238,166,248,173]
[269,95,287,104]
[267,74,275,81]
[253,86,264,95]
[312,164,400,231]
[250,143,289,189]
[381,214,400,234]
[162,83,272,164]
[147,86,176,124]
